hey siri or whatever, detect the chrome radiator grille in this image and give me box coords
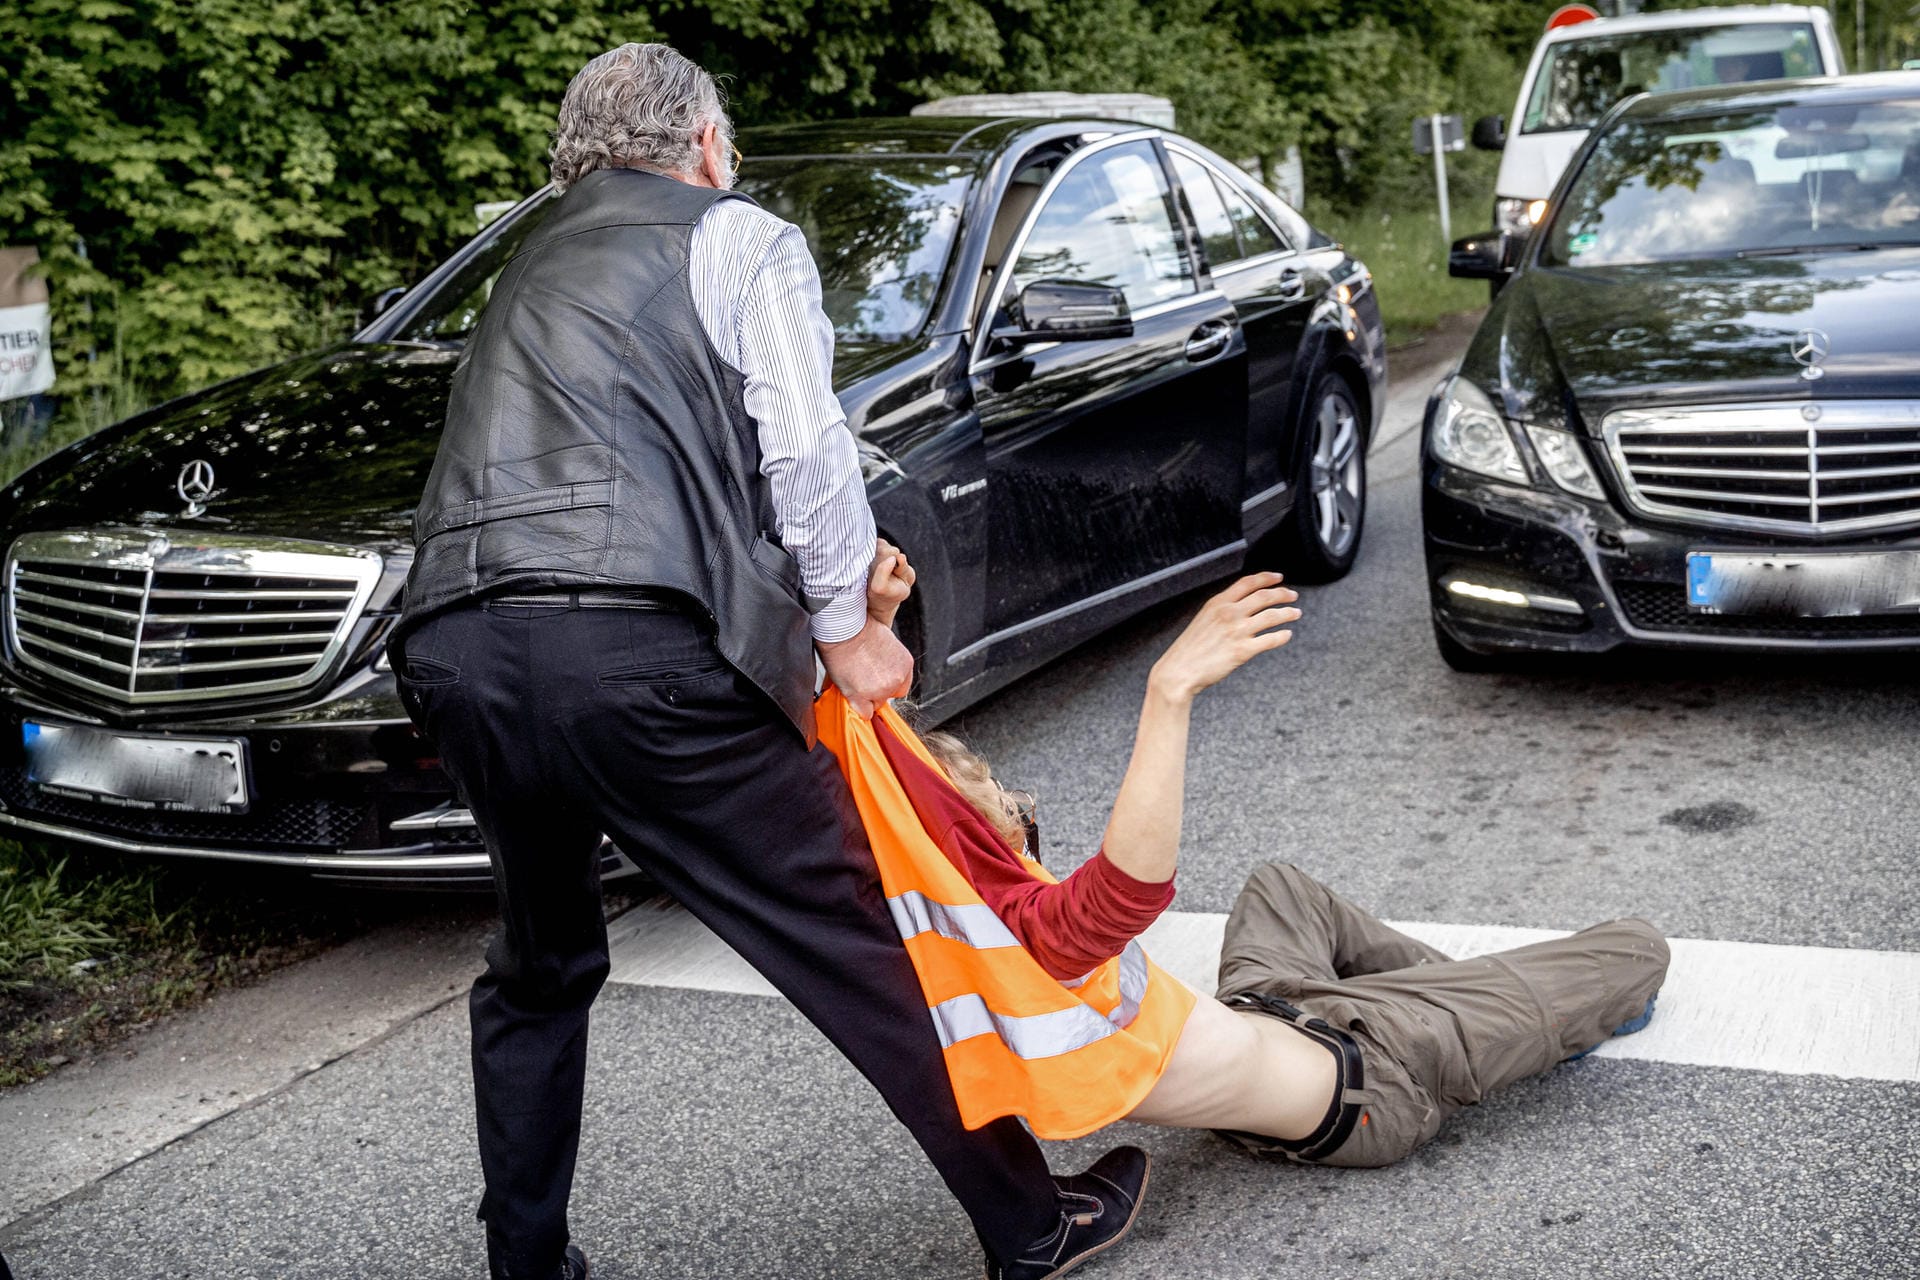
[1604,402,1920,536]
[5,531,381,705]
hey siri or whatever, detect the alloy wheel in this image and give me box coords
[1308,390,1363,557]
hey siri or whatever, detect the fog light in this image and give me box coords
[1445,578,1583,615]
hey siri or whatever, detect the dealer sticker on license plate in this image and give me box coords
[22,723,249,813]
[1686,551,1920,617]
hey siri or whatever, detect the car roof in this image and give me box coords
[1538,5,1828,44]
[1615,71,1920,119]
[735,115,1153,163]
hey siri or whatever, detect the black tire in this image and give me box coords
[1432,617,1508,673]
[1261,371,1367,584]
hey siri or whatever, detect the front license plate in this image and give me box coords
[22,723,249,813]
[1686,551,1920,617]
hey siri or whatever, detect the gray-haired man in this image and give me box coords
[394,43,1147,1280]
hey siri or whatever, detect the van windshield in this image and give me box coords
[1521,23,1822,134]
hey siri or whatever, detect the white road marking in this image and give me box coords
[605,903,1920,1084]
[606,900,778,997]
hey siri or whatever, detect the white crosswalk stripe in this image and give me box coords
[605,902,1920,1084]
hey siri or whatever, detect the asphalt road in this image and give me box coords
[5,323,1918,1279]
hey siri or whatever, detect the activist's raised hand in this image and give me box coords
[1148,573,1300,703]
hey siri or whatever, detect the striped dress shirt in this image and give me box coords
[688,198,875,644]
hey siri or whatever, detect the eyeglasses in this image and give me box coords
[1008,789,1040,861]
[730,143,743,172]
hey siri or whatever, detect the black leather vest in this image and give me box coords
[399,168,820,741]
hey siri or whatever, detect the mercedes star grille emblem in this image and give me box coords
[1790,328,1830,381]
[176,459,217,516]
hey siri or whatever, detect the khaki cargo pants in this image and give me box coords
[1216,864,1670,1168]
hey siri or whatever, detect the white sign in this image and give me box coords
[0,248,54,402]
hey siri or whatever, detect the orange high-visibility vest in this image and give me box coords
[817,687,1196,1140]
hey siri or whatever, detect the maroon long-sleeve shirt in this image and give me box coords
[875,719,1175,981]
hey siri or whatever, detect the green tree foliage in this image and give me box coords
[1,0,658,413]
[0,0,1609,418]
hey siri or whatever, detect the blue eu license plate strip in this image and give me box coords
[1686,555,1715,608]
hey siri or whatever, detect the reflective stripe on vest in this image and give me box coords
[889,890,1024,951]
[816,688,1196,1140]
[924,940,1151,1058]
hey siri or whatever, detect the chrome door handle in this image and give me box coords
[1276,267,1305,300]
[1185,320,1234,362]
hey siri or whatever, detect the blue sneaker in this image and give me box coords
[1563,994,1658,1061]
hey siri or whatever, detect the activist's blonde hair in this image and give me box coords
[550,43,732,191]
[919,729,1028,852]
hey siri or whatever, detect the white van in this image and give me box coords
[1473,5,1844,240]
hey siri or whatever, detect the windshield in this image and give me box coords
[1521,24,1822,134]
[393,158,970,346]
[734,158,970,343]
[1542,98,1920,267]
[389,201,552,343]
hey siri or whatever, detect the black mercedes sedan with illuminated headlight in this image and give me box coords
[1427,73,1920,670]
[0,115,1383,883]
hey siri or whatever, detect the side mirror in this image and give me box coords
[1448,232,1520,280]
[359,286,408,328]
[999,280,1133,344]
[1471,114,1507,151]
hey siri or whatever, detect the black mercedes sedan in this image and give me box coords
[1429,73,1920,670]
[0,115,1384,882]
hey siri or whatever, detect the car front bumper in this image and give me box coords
[1423,462,1920,656]
[0,669,630,886]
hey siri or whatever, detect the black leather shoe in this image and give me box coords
[986,1145,1151,1280]
[487,1239,588,1280]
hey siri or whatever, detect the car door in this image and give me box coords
[970,136,1247,638]
[1167,146,1318,513]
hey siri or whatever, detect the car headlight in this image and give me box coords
[1432,378,1528,483]
[1524,425,1606,500]
[1494,197,1548,236]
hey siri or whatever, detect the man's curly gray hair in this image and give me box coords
[550,43,733,191]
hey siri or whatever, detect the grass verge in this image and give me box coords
[0,838,641,1091]
[1311,185,1495,344]
[0,839,390,1088]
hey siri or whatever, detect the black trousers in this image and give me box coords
[399,601,1057,1272]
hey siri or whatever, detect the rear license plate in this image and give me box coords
[1686,551,1920,617]
[22,723,249,813]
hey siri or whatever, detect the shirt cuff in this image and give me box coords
[1088,848,1176,896]
[810,585,869,644]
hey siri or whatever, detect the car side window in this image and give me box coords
[1214,179,1285,260]
[1007,139,1196,313]
[1171,153,1242,268]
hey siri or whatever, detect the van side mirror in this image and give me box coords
[1448,232,1519,280]
[1471,114,1507,151]
[999,280,1133,344]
